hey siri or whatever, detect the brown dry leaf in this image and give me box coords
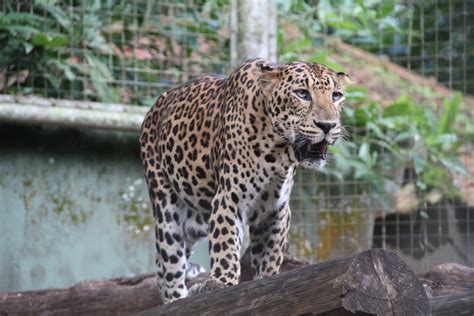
[119,86,133,103]
[138,36,151,46]
[152,36,166,48]
[134,48,153,61]
[426,189,443,205]
[109,43,124,58]
[67,55,81,64]
[5,69,30,88]
[102,21,124,34]
[123,46,134,59]
[218,26,230,39]
[282,23,303,42]
[171,39,182,56]
[197,36,211,55]
[396,183,419,214]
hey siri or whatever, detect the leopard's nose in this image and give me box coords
[315,122,336,134]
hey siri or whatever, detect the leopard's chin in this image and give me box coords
[293,139,328,169]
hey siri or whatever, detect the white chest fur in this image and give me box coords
[277,165,295,210]
[244,164,295,227]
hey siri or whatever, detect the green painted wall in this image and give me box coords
[0,124,208,292]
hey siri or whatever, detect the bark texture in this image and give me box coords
[2,250,473,315]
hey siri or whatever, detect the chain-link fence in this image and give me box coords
[350,0,473,95]
[282,0,474,272]
[1,0,231,105]
[2,0,473,273]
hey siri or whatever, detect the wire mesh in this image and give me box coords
[283,0,474,272]
[1,0,231,105]
[353,0,474,95]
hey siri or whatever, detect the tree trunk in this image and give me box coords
[2,251,473,315]
[230,0,277,66]
[419,262,474,297]
[430,292,474,316]
[139,249,430,316]
[0,251,305,315]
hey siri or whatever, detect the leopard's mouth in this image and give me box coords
[294,140,328,162]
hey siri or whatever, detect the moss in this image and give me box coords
[46,193,91,225]
[116,179,154,238]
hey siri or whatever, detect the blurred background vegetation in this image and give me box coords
[1,0,473,281]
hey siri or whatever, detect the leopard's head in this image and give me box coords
[256,59,350,169]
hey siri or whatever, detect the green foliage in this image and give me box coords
[278,0,407,48]
[322,90,468,208]
[1,1,230,104]
[0,2,115,101]
[280,0,473,94]
[278,0,472,212]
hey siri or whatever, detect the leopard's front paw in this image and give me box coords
[187,279,226,296]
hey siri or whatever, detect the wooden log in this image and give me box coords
[420,263,474,316]
[0,251,305,315]
[8,251,474,315]
[430,291,474,316]
[239,248,308,283]
[419,263,474,297]
[0,272,161,316]
[139,249,430,316]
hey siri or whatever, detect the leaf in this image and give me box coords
[84,52,120,103]
[433,133,458,146]
[412,153,427,175]
[438,156,467,174]
[358,142,370,162]
[383,96,411,117]
[32,33,69,47]
[283,38,312,55]
[345,86,369,102]
[47,35,69,47]
[0,12,47,26]
[377,0,395,18]
[0,24,40,37]
[438,92,462,134]
[353,108,369,126]
[422,166,449,189]
[50,59,76,80]
[394,131,413,143]
[37,63,62,88]
[23,42,34,54]
[37,3,72,30]
[5,69,29,88]
[419,210,429,220]
[329,20,359,31]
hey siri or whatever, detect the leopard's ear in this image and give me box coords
[258,60,279,72]
[336,72,352,87]
[254,60,281,90]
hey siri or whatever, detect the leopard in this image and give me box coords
[139,58,349,304]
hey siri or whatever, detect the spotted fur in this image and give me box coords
[139,58,349,303]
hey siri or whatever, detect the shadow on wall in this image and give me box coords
[373,200,474,271]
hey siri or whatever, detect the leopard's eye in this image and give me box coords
[294,89,311,101]
[332,91,344,102]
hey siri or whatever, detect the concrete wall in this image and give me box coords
[0,124,208,292]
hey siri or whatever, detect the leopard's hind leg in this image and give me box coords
[149,180,189,304]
